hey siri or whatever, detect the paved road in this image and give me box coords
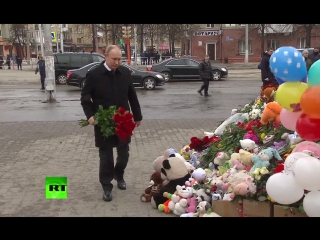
[0,70,260,217]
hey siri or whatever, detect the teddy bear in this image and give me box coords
[186,196,198,213]
[240,139,256,153]
[141,172,164,202]
[249,147,282,174]
[233,178,257,196]
[189,151,201,168]
[260,101,282,125]
[153,155,169,186]
[151,156,191,209]
[179,145,192,160]
[166,185,194,216]
[194,201,221,217]
[194,188,212,203]
[208,152,230,170]
[185,168,207,186]
[166,152,195,174]
[292,141,320,159]
[262,87,276,102]
[229,149,253,171]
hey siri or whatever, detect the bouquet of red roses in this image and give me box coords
[78,105,136,142]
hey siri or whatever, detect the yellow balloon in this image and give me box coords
[274,82,309,111]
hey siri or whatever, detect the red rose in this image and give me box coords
[274,164,284,174]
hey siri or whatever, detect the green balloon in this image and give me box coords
[308,60,320,87]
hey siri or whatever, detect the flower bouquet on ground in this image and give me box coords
[78,105,136,142]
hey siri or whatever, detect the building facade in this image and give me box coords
[188,24,320,63]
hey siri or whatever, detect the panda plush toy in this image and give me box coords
[151,156,191,209]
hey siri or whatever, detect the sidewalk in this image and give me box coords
[0,119,215,217]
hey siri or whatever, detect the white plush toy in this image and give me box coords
[240,139,256,152]
[194,188,211,203]
[194,201,221,217]
[185,168,206,186]
[168,185,194,216]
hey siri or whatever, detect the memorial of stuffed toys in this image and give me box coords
[140,46,320,217]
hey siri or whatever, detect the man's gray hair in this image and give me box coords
[302,50,309,54]
[105,45,121,55]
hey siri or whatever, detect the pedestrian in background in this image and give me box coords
[309,46,319,64]
[6,54,11,69]
[35,56,46,90]
[81,45,143,202]
[302,50,312,71]
[260,47,278,86]
[197,54,212,97]
[16,54,22,70]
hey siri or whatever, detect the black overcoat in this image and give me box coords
[80,61,143,148]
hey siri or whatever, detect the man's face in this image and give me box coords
[314,48,319,53]
[267,49,274,55]
[205,55,210,61]
[303,52,309,58]
[105,48,122,70]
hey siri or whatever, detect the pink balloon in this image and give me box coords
[280,109,302,131]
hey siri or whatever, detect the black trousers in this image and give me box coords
[17,63,22,69]
[40,74,45,89]
[199,78,210,95]
[99,142,129,192]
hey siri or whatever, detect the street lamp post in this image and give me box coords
[42,24,56,102]
[60,24,64,52]
[38,24,44,57]
[244,24,249,64]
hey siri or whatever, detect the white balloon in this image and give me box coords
[303,191,320,217]
[294,156,320,191]
[284,152,310,175]
[266,172,304,205]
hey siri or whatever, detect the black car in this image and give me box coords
[54,52,105,85]
[147,57,228,81]
[66,62,166,90]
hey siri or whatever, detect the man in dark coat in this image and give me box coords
[197,54,213,97]
[81,45,143,202]
[309,46,319,64]
[260,47,278,86]
[35,56,46,90]
[16,54,22,70]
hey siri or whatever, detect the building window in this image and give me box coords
[35,24,39,30]
[77,38,82,44]
[225,24,236,27]
[76,24,83,33]
[0,30,2,36]
[297,38,306,48]
[62,24,67,28]
[57,33,61,40]
[206,24,215,28]
[267,39,280,50]
[238,40,252,54]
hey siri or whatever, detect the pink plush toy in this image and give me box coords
[233,159,247,170]
[186,197,197,213]
[292,141,320,158]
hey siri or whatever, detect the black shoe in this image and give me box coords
[204,94,211,97]
[102,191,112,202]
[197,90,203,96]
[114,176,126,190]
[40,88,45,90]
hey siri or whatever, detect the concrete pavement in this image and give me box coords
[0,72,260,217]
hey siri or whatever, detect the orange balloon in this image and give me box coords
[300,86,320,119]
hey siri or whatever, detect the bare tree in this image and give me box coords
[294,24,320,47]
[163,24,199,57]
[3,24,26,57]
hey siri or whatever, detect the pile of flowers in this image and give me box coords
[78,105,136,142]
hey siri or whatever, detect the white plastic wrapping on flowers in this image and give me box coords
[214,113,249,136]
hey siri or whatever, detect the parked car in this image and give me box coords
[54,52,105,84]
[66,62,166,90]
[297,48,314,55]
[146,57,228,81]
